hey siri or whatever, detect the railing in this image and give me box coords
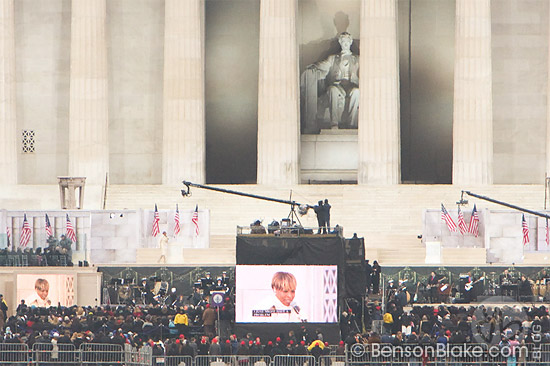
[0,343,29,364]
[9,345,550,366]
[33,343,78,365]
[80,343,124,364]
[237,226,342,237]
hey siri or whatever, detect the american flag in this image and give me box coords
[192,205,199,236]
[522,214,529,246]
[45,213,53,238]
[468,204,479,237]
[174,204,181,236]
[441,204,457,232]
[66,214,77,243]
[152,204,160,237]
[457,206,468,235]
[20,214,32,248]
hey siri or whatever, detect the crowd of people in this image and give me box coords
[1,235,74,267]
[0,301,345,360]
[1,276,550,364]
[344,302,550,358]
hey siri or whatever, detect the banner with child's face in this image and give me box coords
[17,274,74,307]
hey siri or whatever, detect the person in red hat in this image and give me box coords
[221,338,232,355]
[202,304,216,337]
[263,340,274,356]
[295,340,308,355]
[209,337,221,355]
[237,340,249,355]
[336,340,345,355]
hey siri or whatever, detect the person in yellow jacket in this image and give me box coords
[307,339,324,351]
[174,309,189,338]
[307,339,324,359]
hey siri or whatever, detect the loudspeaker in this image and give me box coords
[452,297,470,304]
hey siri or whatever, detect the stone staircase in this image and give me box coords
[104,184,548,266]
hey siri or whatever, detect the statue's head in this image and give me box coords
[338,32,353,51]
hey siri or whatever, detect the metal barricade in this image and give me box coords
[125,344,153,366]
[0,343,29,365]
[319,355,345,366]
[273,355,315,366]
[154,355,194,366]
[195,355,272,366]
[79,343,123,365]
[33,343,78,365]
[235,355,272,366]
[195,355,237,366]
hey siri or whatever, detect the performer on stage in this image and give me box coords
[500,269,514,296]
[519,275,533,302]
[463,272,481,303]
[427,271,442,304]
[538,269,550,282]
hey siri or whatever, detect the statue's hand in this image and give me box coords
[306,64,317,71]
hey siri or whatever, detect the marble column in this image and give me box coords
[162,0,205,184]
[0,0,16,184]
[357,0,401,185]
[452,0,493,185]
[257,0,300,185]
[68,0,109,185]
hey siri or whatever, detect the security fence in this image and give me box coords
[0,343,29,364]
[1,342,150,366]
[33,343,78,365]
[5,344,550,366]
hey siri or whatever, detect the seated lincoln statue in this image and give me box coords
[300,32,359,134]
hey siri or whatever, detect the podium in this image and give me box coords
[58,177,86,209]
[425,241,441,264]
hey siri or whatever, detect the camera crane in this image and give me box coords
[181,181,314,226]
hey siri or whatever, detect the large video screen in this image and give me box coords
[235,265,338,323]
[17,274,75,307]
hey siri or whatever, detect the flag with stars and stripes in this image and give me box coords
[192,205,199,236]
[468,204,479,237]
[522,214,529,246]
[45,213,53,238]
[441,204,457,233]
[66,214,77,243]
[20,214,32,248]
[174,205,181,237]
[457,206,468,235]
[152,204,160,237]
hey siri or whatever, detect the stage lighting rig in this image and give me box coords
[456,191,468,206]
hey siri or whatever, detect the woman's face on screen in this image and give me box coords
[37,286,49,301]
[274,287,295,307]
